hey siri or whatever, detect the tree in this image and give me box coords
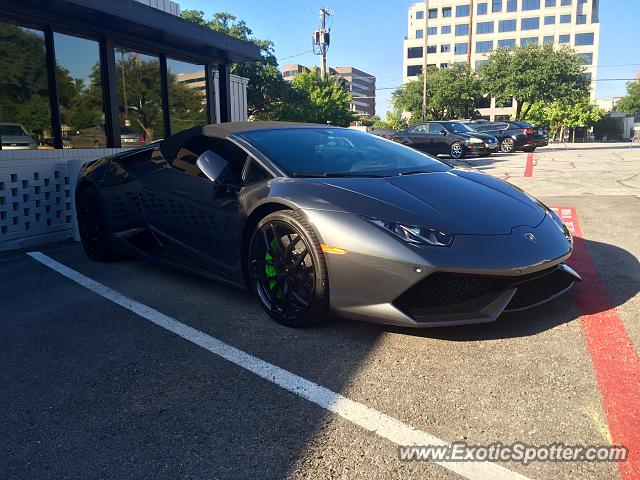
[480,44,589,121]
[181,10,291,120]
[373,111,408,131]
[616,81,640,115]
[526,97,605,141]
[391,64,482,124]
[283,71,357,127]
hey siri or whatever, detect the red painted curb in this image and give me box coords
[553,207,640,480]
[524,152,534,177]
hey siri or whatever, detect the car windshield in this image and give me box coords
[441,122,474,133]
[239,128,450,177]
[0,124,28,136]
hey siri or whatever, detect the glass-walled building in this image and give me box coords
[0,0,260,151]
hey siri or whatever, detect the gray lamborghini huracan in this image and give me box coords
[76,122,580,328]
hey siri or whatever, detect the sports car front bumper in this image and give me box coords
[304,209,579,328]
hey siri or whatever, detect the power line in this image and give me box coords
[277,50,313,61]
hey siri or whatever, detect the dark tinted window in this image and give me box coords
[0,124,28,136]
[240,128,449,177]
[243,158,271,186]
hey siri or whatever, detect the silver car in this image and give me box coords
[0,123,36,150]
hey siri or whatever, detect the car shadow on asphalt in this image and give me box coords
[353,237,639,342]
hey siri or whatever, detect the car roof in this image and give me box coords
[160,121,334,162]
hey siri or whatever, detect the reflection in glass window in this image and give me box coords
[575,32,594,45]
[167,59,208,134]
[0,23,51,149]
[54,33,105,149]
[116,49,164,145]
[498,38,516,48]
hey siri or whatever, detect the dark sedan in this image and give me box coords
[471,121,549,153]
[393,121,499,159]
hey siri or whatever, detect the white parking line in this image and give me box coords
[28,251,529,480]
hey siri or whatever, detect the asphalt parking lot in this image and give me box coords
[1,144,639,480]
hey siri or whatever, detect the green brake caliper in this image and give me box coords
[265,239,284,299]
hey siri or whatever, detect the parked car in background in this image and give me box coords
[393,121,499,159]
[471,121,549,153]
[0,123,36,150]
[68,125,145,148]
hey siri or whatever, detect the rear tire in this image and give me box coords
[500,138,515,153]
[76,187,117,262]
[248,210,329,327]
[449,142,465,159]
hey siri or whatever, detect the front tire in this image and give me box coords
[449,142,465,159]
[500,138,515,153]
[76,187,117,262]
[248,210,329,327]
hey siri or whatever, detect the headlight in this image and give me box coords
[466,137,483,144]
[546,208,573,243]
[365,217,454,247]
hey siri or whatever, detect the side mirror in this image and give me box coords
[196,150,229,184]
[440,130,448,136]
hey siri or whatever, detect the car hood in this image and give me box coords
[308,170,545,235]
[455,132,496,141]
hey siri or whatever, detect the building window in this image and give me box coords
[492,0,503,11]
[407,46,423,59]
[475,60,489,68]
[441,44,451,52]
[521,17,540,30]
[520,37,538,46]
[440,63,449,68]
[560,0,571,5]
[543,35,554,43]
[428,27,438,35]
[167,59,208,134]
[507,0,518,11]
[427,45,437,54]
[498,38,516,48]
[455,43,469,55]
[559,14,571,23]
[116,49,165,143]
[54,33,106,149]
[456,4,470,16]
[544,15,556,24]
[428,8,438,18]
[0,23,52,149]
[455,24,470,36]
[545,0,556,5]
[575,32,594,45]
[558,34,570,43]
[477,3,488,15]
[477,21,494,34]
[441,25,452,34]
[522,0,541,10]
[476,40,494,53]
[407,65,422,77]
[416,29,424,39]
[499,19,517,32]
[577,14,587,24]
[577,52,593,65]
[443,7,452,17]
[416,10,424,19]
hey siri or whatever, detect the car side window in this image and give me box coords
[410,124,427,134]
[243,158,271,186]
[172,136,249,185]
[475,124,493,132]
[495,122,510,131]
[428,123,445,134]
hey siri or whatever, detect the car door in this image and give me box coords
[138,135,250,279]
[404,124,432,152]
[427,122,449,153]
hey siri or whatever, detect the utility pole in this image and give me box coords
[421,0,427,122]
[312,7,333,80]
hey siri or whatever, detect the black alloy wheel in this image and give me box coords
[77,187,116,261]
[248,211,329,327]
[449,141,465,159]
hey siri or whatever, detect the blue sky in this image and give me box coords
[181,0,639,116]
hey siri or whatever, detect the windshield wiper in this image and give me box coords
[292,172,386,178]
